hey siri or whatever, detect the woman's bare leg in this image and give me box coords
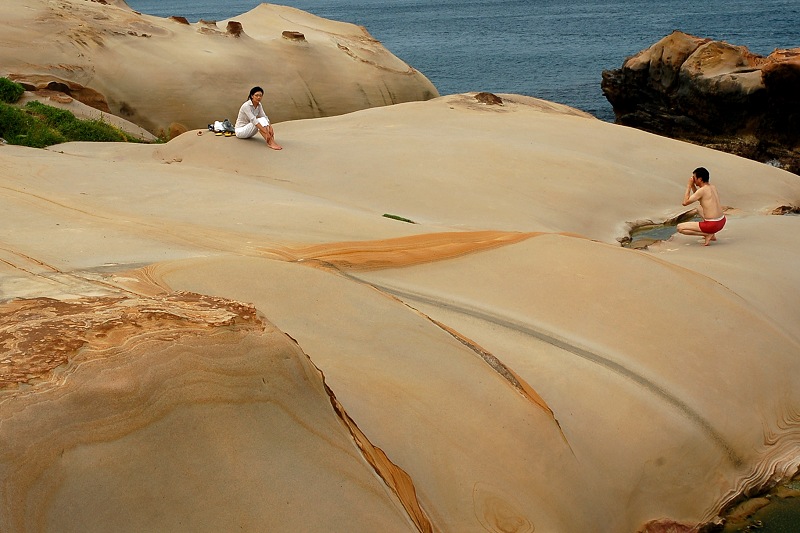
[257,124,282,150]
[266,125,282,150]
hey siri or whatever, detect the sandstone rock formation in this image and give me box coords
[0,293,423,532]
[0,0,438,137]
[602,31,800,174]
[1,93,799,531]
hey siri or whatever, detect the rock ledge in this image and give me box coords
[602,31,800,173]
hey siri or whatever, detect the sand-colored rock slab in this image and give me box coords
[0,293,418,532]
[153,231,800,531]
[1,95,799,531]
[147,94,800,244]
[0,0,438,135]
[649,213,800,341]
[155,254,584,532]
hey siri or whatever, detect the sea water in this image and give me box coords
[124,0,798,121]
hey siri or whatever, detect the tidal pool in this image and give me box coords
[718,476,800,532]
[623,207,799,249]
[621,214,701,249]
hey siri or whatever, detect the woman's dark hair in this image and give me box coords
[249,86,264,100]
[693,167,710,182]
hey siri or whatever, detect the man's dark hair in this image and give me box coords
[249,86,264,100]
[693,167,710,182]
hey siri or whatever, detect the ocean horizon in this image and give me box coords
[125,0,799,121]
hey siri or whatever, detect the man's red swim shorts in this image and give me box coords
[699,216,726,234]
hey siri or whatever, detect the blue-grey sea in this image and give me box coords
[124,0,798,121]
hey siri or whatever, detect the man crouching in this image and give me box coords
[677,167,726,246]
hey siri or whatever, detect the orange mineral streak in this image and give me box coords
[265,230,549,270]
[430,318,554,415]
[0,292,263,389]
[426,315,573,453]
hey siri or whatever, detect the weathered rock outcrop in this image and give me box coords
[0,0,438,137]
[602,31,800,173]
[2,95,800,531]
[0,293,426,532]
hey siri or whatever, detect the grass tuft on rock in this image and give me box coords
[0,77,24,104]
[0,93,144,148]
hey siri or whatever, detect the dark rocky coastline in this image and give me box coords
[602,31,799,174]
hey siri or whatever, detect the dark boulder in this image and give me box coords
[602,31,800,174]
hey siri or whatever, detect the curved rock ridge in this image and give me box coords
[157,247,800,532]
[602,31,800,173]
[0,292,429,532]
[0,0,438,136]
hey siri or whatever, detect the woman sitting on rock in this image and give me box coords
[235,86,282,150]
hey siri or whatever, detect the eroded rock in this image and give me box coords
[0,293,421,532]
[226,20,244,37]
[602,31,800,173]
[282,30,306,41]
[0,292,261,389]
[0,0,438,134]
[168,122,189,139]
[475,92,504,105]
[9,74,111,113]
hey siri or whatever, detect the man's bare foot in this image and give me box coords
[267,141,282,150]
[703,234,714,246]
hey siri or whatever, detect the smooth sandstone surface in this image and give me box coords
[0,0,438,136]
[0,295,416,532]
[2,91,800,532]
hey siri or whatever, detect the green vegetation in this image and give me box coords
[0,100,142,148]
[0,77,146,148]
[0,104,65,147]
[0,77,24,104]
[382,213,416,224]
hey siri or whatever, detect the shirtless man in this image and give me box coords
[677,167,725,246]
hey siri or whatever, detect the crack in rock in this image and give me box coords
[366,283,744,469]
[421,313,573,453]
[284,335,435,533]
